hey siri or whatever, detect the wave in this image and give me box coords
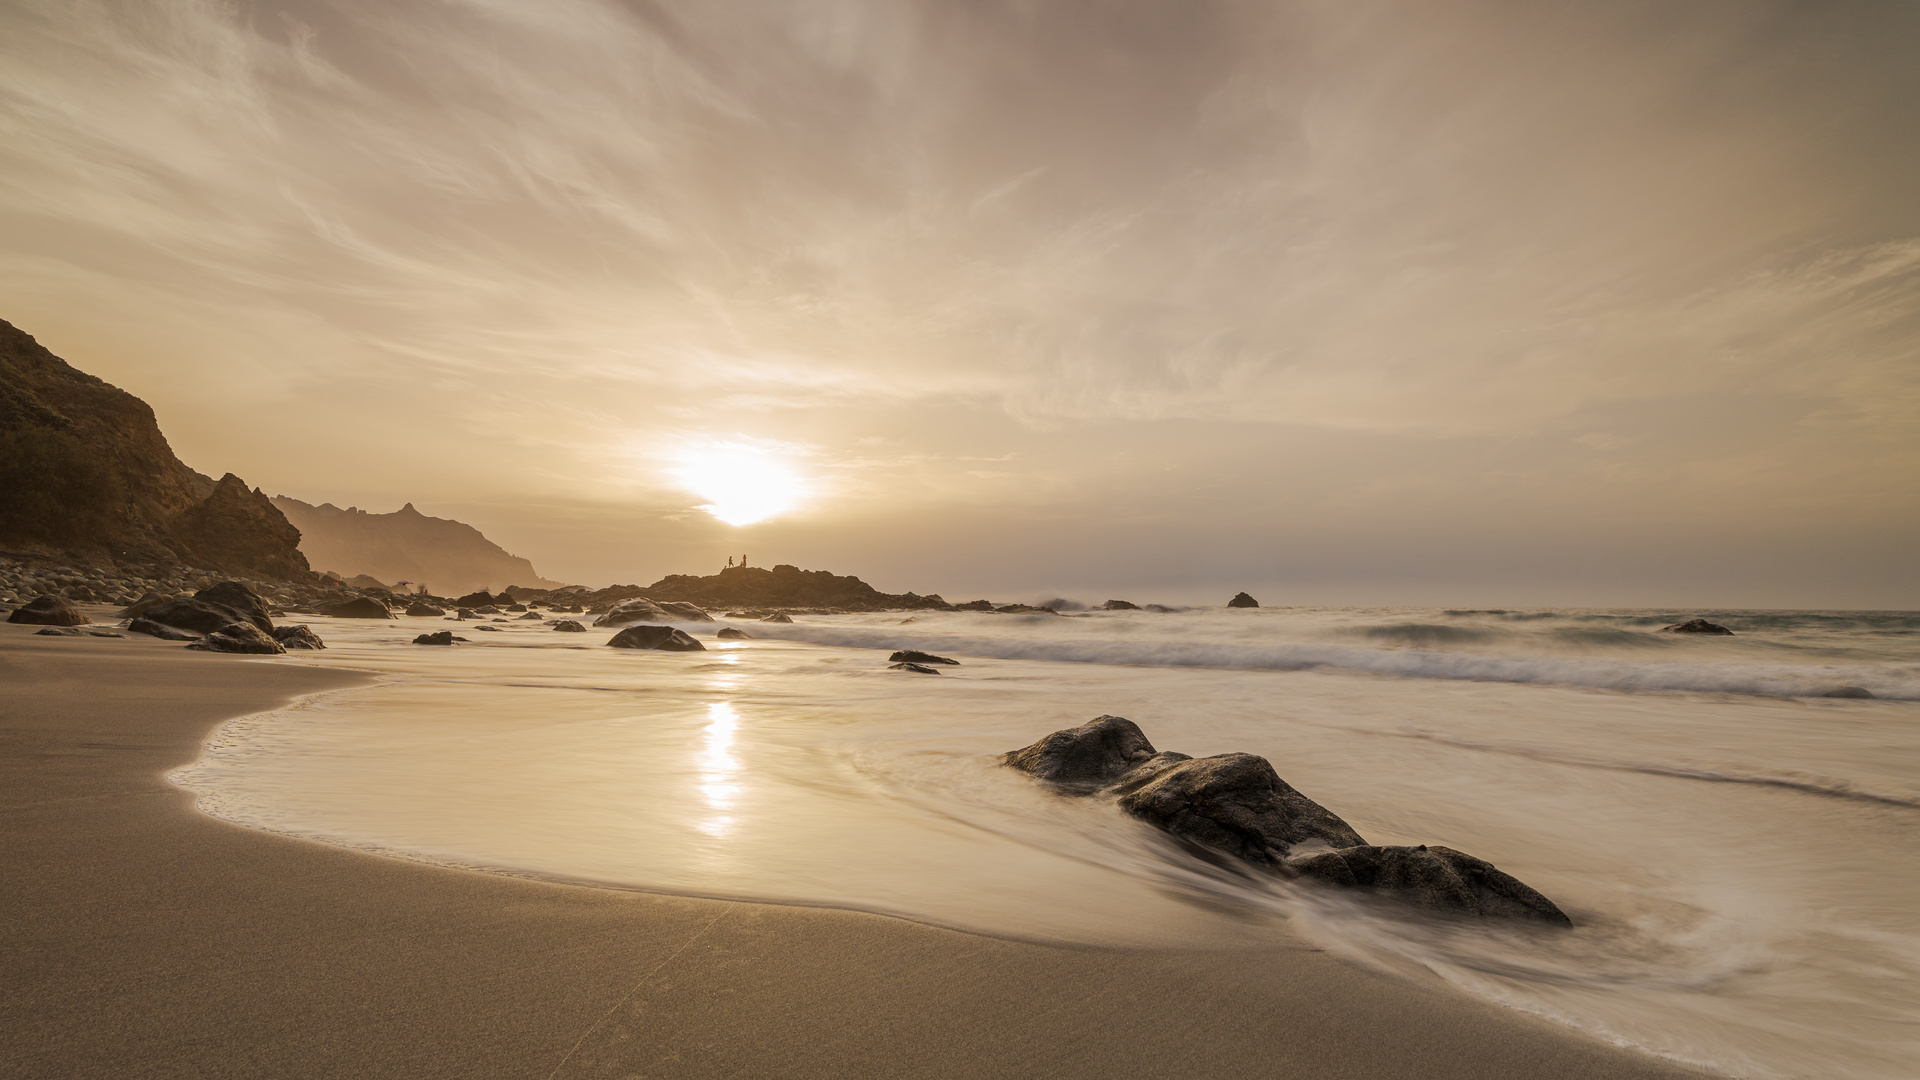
[748,624,1920,700]
[1348,623,1499,646]
[1368,728,1920,811]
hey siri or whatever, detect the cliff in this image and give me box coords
[0,318,311,578]
[270,497,561,596]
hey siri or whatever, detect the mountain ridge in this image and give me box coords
[270,496,562,595]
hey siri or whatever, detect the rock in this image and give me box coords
[889,649,958,665]
[760,612,793,623]
[1659,618,1733,634]
[143,597,260,635]
[607,625,706,651]
[88,630,125,638]
[323,596,393,619]
[1286,845,1571,925]
[117,591,172,619]
[472,605,502,615]
[454,591,501,608]
[273,625,326,649]
[1003,717,1566,924]
[406,602,447,617]
[1227,592,1259,608]
[506,603,528,612]
[195,581,274,629]
[413,631,457,645]
[474,625,501,632]
[550,620,587,632]
[127,617,197,641]
[186,621,286,654]
[994,604,1058,614]
[7,594,88,626]
[1103,599,1140,610]
[595,597,714,626]
[1110,752,1369,866]
[169,473,310,580]
[888,661,941,674]
[34,626,84,636]
[954,600,996,612]
[1003,715,1161,791]
[1821,686,1875,699]
[516,612,544,620]
[455,608,477,620]
[716,627,750,639]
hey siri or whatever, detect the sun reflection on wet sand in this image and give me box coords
[697,701,740,838]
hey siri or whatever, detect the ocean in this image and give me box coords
[171,604,1920,1079]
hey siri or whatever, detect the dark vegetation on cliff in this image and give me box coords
[0,319,310,579]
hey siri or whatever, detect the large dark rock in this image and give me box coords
[186,621,285,654]
[142,596,258,635]
[607,625,705,651]
[273,624,326,649]
[322,596,393,619]
[1227,592,1259,608]
[954,600,996,611]
[890,649,958,665]
[127,616,196,640]
[1660,618,1733,634]
[595,597,714,626]
[1103,599,1140,611]
[550,620,587,632]
[1113,753,1368,866]
[35,626,83,636]
[195,582,273,631]
[7,594,87,626]
[454,590,501,608]
[1286,845,1571,925]
[405,602,447,617]
[170,473,310,580]
[716,627,749,639]
[1003,715,1161,791]
[1003,717,1568,925]
[413,631,457,645]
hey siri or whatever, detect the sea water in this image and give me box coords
[171,606,1920,1079]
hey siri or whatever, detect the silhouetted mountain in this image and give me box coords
[269,496,561,596]
[0,318,311,578]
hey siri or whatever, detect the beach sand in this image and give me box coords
[0,627,1710,1079]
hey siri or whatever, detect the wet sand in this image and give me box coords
[0,628,1710,1079]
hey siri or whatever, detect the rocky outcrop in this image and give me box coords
[145,594,270,635]
[127,616,196,640]
[405,602,446,617]
[619,564,953,614]
[455,590,505,608]
[594,597,713,626]
[550,620,586,632]
[1103,599,1140,610]
[270,496,562,597]
[1227,592,1259,608]
[1003,716,1570,925]
[888,661,941,674]
[170,474,309,581]
[322,596,393,619]
[273,624,326,649]
[6,594,87,626]
[607,625,705,651]
[890,650,958,665]
[954,600,995,611]
[1660,618,1733,634]
[716,627,749,639]
[413,631,458,645]
[186,621,286,654]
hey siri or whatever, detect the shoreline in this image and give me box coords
[1,627,1712,1079]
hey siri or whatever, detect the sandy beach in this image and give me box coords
[0,625,1715,1080]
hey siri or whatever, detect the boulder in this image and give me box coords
[1103,599,1140,611]
[954,600,996,612]
[1227,592,1259,608]
[1112,753,1368,866]
[1003,715,1160,791]
[607,625,706,651]
[7,594,88,626]
[595,597,714,626]
[273,625,326,649]
[406,602,447,617]
[455,608,477,620]
[473,625,501,632]
[117,591,172,619]
[473,605,502,615]
[888,661,940,674]
[716,627,750,639]
[454,590,500,608]
[1660,618,1733,635]
[413,631,457,645]
[889,649,959,665]
[516,612,544,620]
[195,582,273,629]
[1003,717,1567,924]
[760,612,793,623]
[506,603,528,612]
[186,621,286,654]
[1821,686,1875,699]
[34,626,84,636]
[550,620,587,632]
[1286,845,1571,925]
[127,617,197,641]
[323,597,393,619]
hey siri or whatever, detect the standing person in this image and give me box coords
[726,557,734,568]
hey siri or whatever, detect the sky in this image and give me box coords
[2,0,1917,607]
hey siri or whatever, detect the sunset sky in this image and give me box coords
[3,0,1916,606]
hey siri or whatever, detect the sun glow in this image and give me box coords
[674,444,808,526]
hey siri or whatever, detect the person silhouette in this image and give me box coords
[727,557,734,568]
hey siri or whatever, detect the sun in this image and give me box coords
[674,445,808,526]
